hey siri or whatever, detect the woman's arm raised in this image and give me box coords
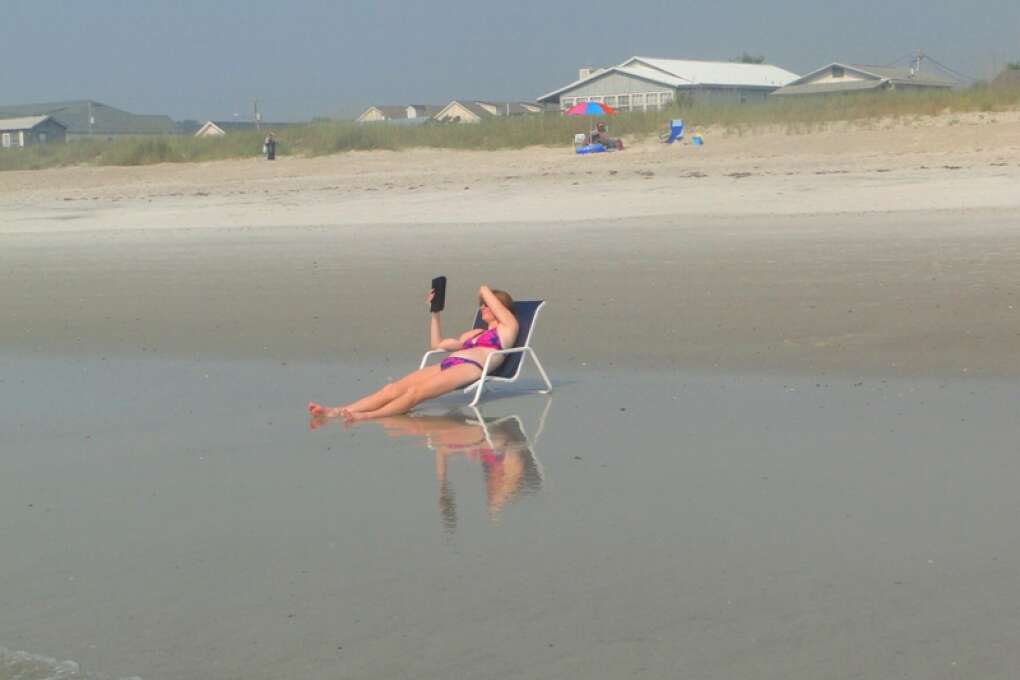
[479,285,518,331]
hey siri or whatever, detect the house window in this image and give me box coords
[604,96,617,107]
[38,132,48,143]
[832,66,845,78]
[632,93,644,109]
[617,94,630,111]
[1,133,10,148]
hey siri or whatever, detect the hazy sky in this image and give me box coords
[3,0,1018,121]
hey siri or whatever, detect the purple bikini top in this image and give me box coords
[462,327,503,350]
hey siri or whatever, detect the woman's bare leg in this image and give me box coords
[308,365,441,418]
[347,365,480,422]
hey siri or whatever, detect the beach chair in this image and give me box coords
[573,132,587,147]
[661,119,684,144]
[420,300,553,406]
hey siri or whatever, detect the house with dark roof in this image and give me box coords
[538,56,799,110]
[990,68,1020,91]
[771,63,955,97]
[355,104,442,123]
[0,115,67,148]
[433,100,548,123]
[0,100,176,138]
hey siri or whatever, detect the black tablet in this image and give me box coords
[430,276,447,312]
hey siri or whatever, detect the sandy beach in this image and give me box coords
[3,112,1020,680]
[3,111,1020,376]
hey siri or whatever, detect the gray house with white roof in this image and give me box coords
[772,63,956,97]
[538,56,799,111]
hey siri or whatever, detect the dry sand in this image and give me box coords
[2,110,1020,377]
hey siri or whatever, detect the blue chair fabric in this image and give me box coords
[472,300,542,379]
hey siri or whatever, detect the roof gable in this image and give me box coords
[787,62,955,88]
[538,66,686,102]
[539,56,799,101]
[195,121,226,136]
[991,69,1020,89]
[625,57,799,87]
[0,114,64,131]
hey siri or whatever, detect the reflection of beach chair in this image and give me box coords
[466,397,553,482]
[420,300,553,406]
[660,119,684,144]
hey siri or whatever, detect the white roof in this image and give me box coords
[538,56,799,101]
[625,57,799,88]
[0,115,52,130]
[616,63,692,87]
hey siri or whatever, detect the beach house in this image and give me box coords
[193,121,294,137]
[355,105,442,123]
[537,57,799,111]
[771,63,956,97]
[432,100,547,123]
[0,100,176,139]
[990,67,1020,91]
[0,115,67,149]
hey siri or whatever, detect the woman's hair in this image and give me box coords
[485,289,514,312]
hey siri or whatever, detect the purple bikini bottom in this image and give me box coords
[440,356,484,371]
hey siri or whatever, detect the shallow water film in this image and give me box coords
[2,356,1019,679]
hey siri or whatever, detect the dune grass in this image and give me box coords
[2,84,1018,172]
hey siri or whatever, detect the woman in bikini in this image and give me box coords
[308,285,518,423]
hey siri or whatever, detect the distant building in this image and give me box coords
[0,115,67,148]
[771,63,955,97]
[355,105,442,123]
[193,121,294,137]
[538,56,799,110]
[990,68,1020,90]
[0,100,176,139]
[433,100,547,123]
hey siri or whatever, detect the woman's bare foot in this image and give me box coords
[308,402,342,418]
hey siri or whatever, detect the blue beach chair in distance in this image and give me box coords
[420,300,553,406]
[661,119,684,144]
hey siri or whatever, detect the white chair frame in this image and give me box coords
[419,301,553,406]
[464,397,552,479]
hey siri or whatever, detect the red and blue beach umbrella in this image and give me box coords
[564,101,617,116]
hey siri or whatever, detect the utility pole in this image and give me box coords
[252,99,261,131]
[914,49,925,75]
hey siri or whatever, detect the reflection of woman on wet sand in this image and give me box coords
[309,285,518,423]
[377,412,543,528]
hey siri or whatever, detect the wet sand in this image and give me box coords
[2,210,1020,377]
[3,118,1020,678]
[2,358,1019,679]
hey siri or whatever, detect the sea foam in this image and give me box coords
[0,648,140,680]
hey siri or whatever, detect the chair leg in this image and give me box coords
[527,348,553,393]
[468,376,486,407]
